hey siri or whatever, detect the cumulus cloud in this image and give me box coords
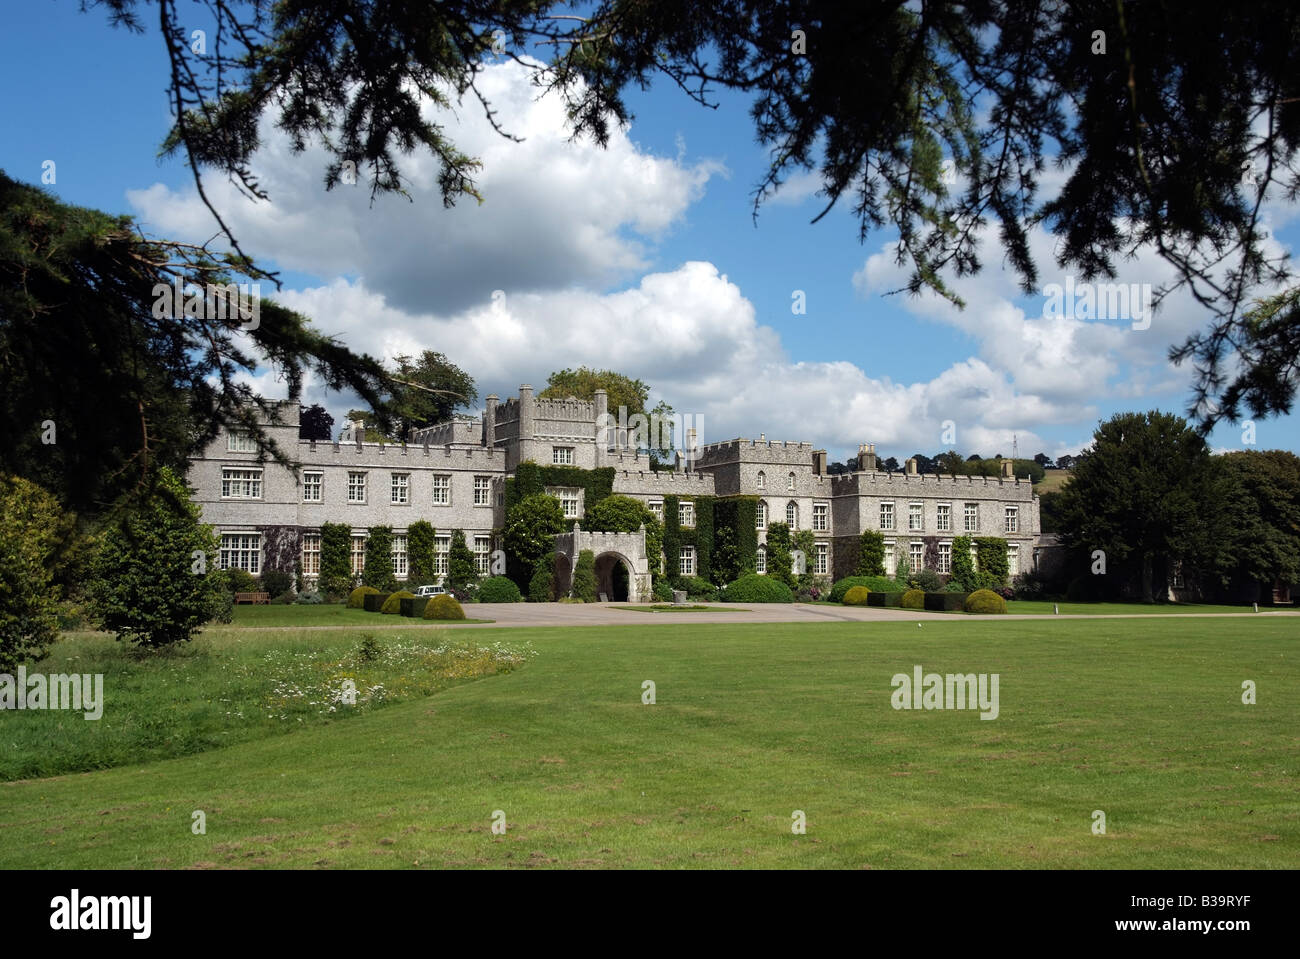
[128,59,724,315]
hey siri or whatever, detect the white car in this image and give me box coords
[414,584,447,597]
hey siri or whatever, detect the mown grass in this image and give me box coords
[0,628,533,781]
[1003,601,1263,615]
[1,617,1294,869]
[230,605,494,627]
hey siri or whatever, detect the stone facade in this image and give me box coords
[186,388,1044,590]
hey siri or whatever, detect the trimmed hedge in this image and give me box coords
[829,575,900,602]
[721,574,794,604]
[842,585,870,606]
[400,596,430,618]
[380,590,415,614]
[347,586,379,609]
[423,594,466,619]
[901,588,926,609]
[477,576,522,603]
[866,592,904,607]
[363,592,392,613]
[963,588,1008,614]
[924,591,967,611]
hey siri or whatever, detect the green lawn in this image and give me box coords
[229,604,494,627]
[810,599,1263,615]
[1003,601,1272,615]
[1,618,1294,869]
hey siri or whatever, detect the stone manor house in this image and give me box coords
[187,387,1042,601]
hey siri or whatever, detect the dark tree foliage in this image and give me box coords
[351,352,478,440]
[0,172,391,513]
[1215,450,1300,594]
[299,404,335,441]
[1055,411,1227,602]
[88,1,1300,428]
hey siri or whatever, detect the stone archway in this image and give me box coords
[594,552,633,602]
[552,553,573,600]
[552,524,651,603]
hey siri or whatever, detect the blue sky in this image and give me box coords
[3,2,1297,464]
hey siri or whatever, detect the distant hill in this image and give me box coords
[1035,468,1073,493]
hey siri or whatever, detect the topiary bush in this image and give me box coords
[572,549,597,603]
[963,588,1008,614]
[363,592,392,613]
[924,591,967,611]
[347,585,379,609]
[529,559,555,603]
[721,574,794,604]
[901,588,926,609]
[477,576,522,603]
[423,594,466,620]
[380,590,415,614]
[400,596,430,618]
[842,585,870,606]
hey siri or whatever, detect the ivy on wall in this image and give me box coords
[258,524,302,575]
[663,494,681,583]
[319,522,352,595]
[505,461,615,529]
[923,536,940,571]
[408,520,436,584]
[713,496,758,582]
[975,537,1010,584]
[857,530,886,576]
[952,534,976,589]
[660,495,717,584]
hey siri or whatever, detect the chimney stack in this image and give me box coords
[859,443,878,471]
[906,457,918,476]
[813,449,827,475]
[1001,459,1015,480]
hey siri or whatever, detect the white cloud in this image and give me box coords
[127,59,725,316]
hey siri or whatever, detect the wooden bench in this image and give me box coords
[234,592,271,605]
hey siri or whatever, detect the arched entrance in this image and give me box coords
[594,552,633,602]
[552,553,573,600]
